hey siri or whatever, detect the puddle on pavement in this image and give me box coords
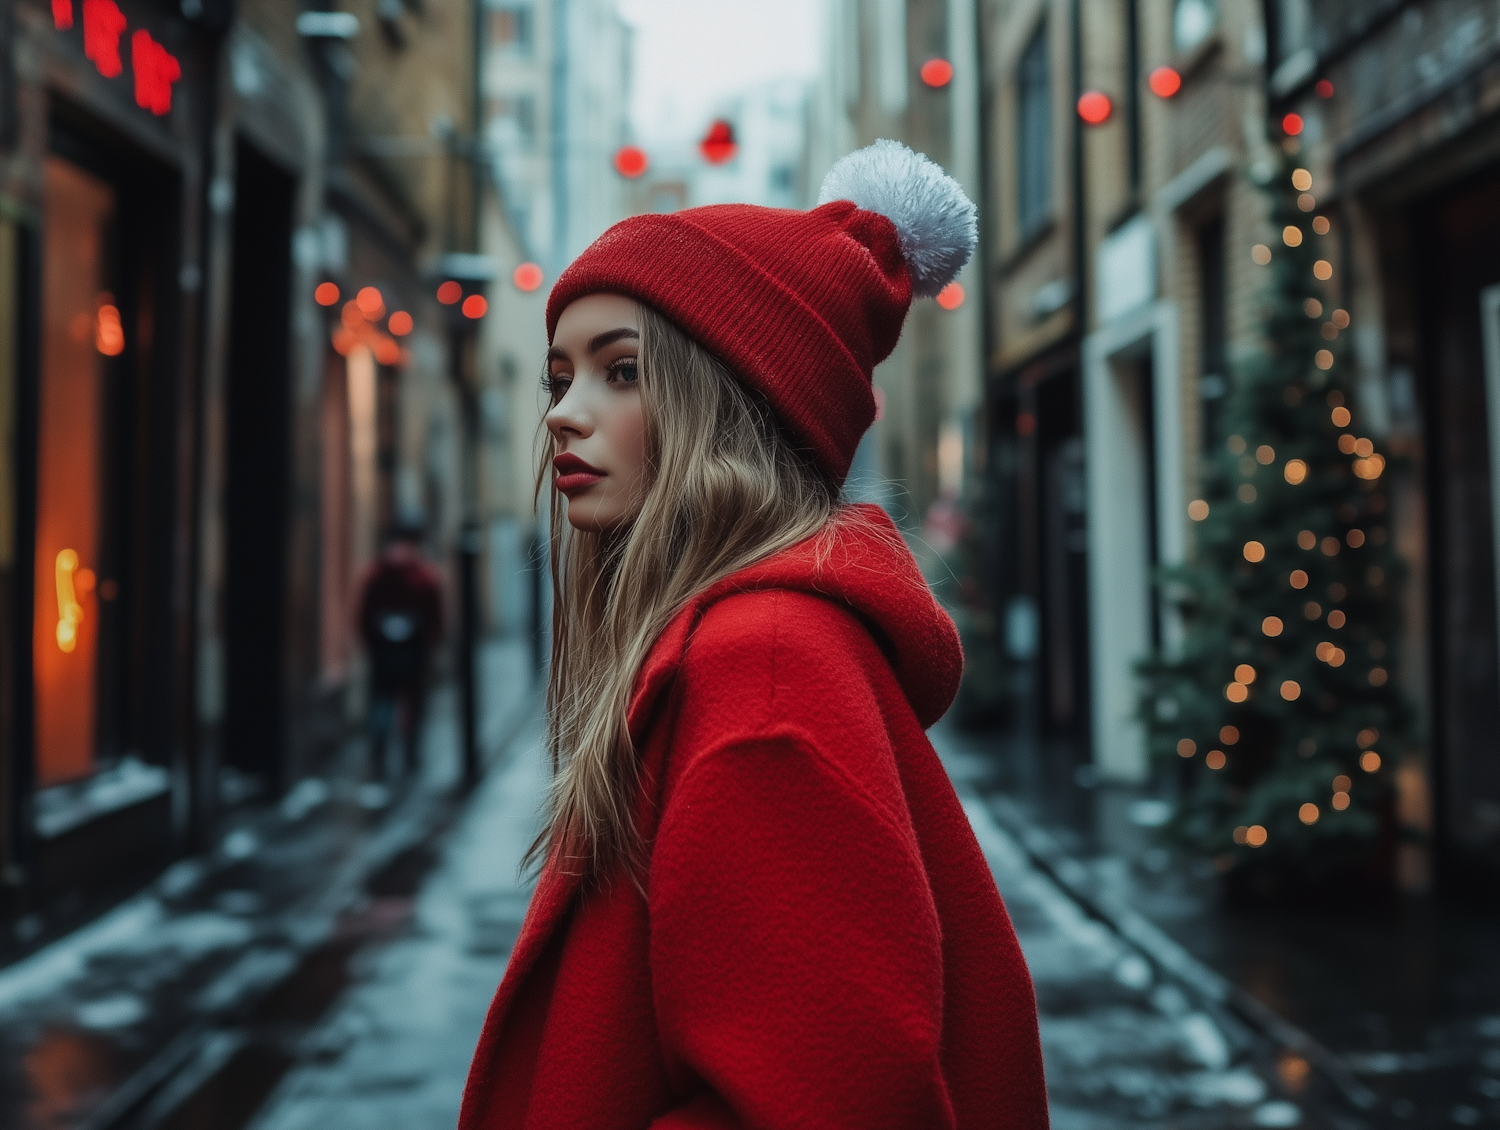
[122,840,448,1130]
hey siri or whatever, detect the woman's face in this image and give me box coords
[546,293,648,532]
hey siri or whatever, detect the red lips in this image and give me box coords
[553,452,606,494]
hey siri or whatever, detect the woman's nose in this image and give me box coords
[547,386,593,438]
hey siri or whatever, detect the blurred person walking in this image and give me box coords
[357,521,444,779]
[459,141,1048,1129]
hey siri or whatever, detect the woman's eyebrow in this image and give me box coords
[546,346,569,364]
[588,327,639,354]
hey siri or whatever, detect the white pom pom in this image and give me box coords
[817,139,977,298]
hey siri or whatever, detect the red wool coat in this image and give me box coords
[459,505,1048,1129]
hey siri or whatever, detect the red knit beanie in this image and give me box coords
[546,140,977,485]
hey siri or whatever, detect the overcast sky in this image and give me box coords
[618,0,823,144]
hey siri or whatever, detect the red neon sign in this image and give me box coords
[83,0,127,78]
[132,30,180,116]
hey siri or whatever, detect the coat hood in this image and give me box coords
[629,503,963,732]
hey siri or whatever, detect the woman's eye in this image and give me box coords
[544,373,571,402]
[610,360,638,384]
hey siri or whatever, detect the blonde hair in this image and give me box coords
[529,304,839,881]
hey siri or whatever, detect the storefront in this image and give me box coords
[2,0,213,898]
[1277,0,1500,889]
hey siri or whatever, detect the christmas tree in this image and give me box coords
[1139,131,1413,882]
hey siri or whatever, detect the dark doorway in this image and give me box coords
[222,141,295,789]
[1035,368,1091,744]
[1411,162,1500,880]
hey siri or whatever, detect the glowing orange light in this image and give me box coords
[1369,667,1388,686]
[613,145,649,178]
[1235,664,1257,684]
[1291,569,1309,588]
[1220,726,1239,744]
[1243,540,1266,563]
[1188,500,1209,521]
[1360,751,1381,772]
[1332,791,1350,810]
[1321,536,1340,557]
[462,294,488,319]
[1315,79,1334,99]
[1263,616,1284,637]
[1225,683,1248,703]
[513,263,544,292]
[1285,459,1308,484]
[342,302,365,332]
[1314,259,1333,281]
[1292,169,1313,191]
[1177,739,1197,757]
[356,286,385,319]
[55,549,83,653]
[388,311,413,336]
[1315,349,1334,370]
[315,282,340,306]
[332,329,356,356]
[1328,609,1346,629]
[920,58,954,87]
[437,280,463,305]
[936,282,964,310]
[1283,113,1304,136]
[1299,803,1319,824]
[699,119,737,165]
[1077,91,1112,125]
[1257,444,1276,465]
[1283,225,1303,247]
[1233,825,1248,843]
[1246,825,1267,846]
[1207,750,1227,770]
[373,336,402,365]
[1148,66,1181,98]
[1281,680,1301,701]
[95,304,124,356]
[1252,244,1272,265]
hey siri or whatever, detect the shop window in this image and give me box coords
[1016,22,1051,240]
[34,157,113,786]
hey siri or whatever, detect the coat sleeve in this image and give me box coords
[646,723,958,1130]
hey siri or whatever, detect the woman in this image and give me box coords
[460,141,1048,1129]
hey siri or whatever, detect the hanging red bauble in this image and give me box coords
[699,119,737,165]
[1282,112,1304,136]
[613,145,648,178]
[1077,91,1112,125]
[1148,66,1182,98]
[920,58,953,87]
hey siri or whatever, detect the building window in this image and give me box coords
[1016,23,1051,239]
[1196,213,1227,450]
[489,4,533,54]
[1173,0,1218,54]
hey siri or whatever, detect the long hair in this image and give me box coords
[527,304,840,882]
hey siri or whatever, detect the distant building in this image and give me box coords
[807,0,984,522]
[476,0,631,635]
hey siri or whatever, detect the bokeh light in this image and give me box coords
[1077,91,1112,124]
[315,282,340,306]
[437,280,462,305]
[514,263,544,292]
[919,58,953,87]
[1148,66,1181,98]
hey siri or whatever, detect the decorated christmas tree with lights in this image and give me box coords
[1140,129,1413,883]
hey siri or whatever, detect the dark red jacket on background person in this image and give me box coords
[355,543,445,685]
[459,505,1048,1129]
